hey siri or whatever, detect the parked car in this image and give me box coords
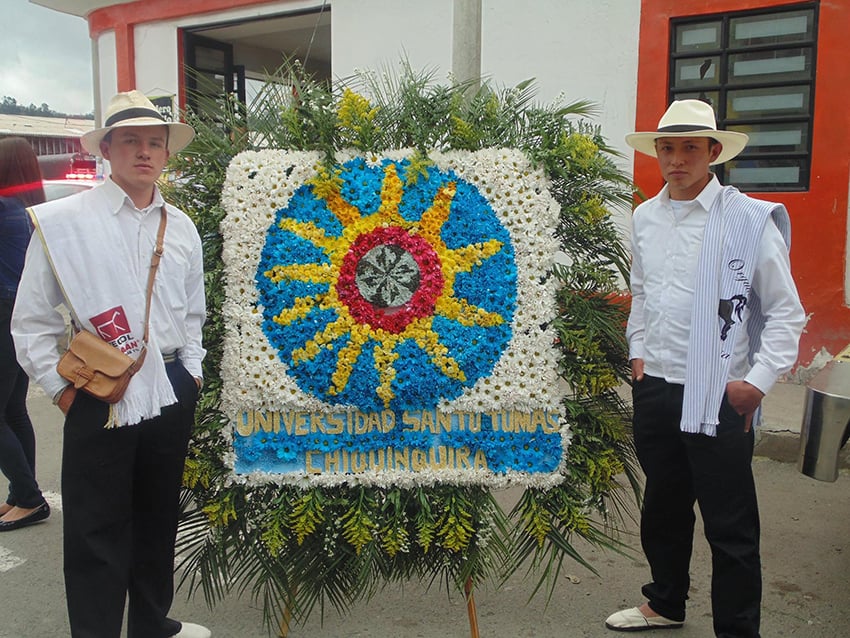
[39,152,102,200]
[43,178,100,201]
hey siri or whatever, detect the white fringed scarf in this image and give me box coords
[29,191,177,427]
[681,186,791,436]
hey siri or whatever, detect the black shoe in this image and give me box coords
[0,502,50,531]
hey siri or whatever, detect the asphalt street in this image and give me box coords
[0,385,847,638]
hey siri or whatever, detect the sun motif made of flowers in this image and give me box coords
[255,157,517,412]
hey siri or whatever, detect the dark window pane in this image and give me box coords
[675,21,722,52]
[730,10,814,48]
[194,46,227,72]
[727,158,804,189]
[728,48,813,84]
[726,86,810,119]
[672,91,720,111]
[674,56,720,88]
[728,122,808,154]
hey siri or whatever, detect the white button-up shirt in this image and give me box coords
[12,178,206,401]
[626,176,805,395]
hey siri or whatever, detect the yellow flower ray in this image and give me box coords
[374,337,401,406]
[375,164,406,225]
[273,296,317,325]
[416,182,456,244]
[265,263,336,285]
[410,319,467,383]
[324,190,362,227]
[328,328,371,396]
[291,315,357,364]
[277,218,347,255]
[445,240,504,273]
[433,296,505,327]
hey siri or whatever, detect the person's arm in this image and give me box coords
[11,235,71,403]
[727,221,805,417]
[177,228,206,385]
[625,217,646,382]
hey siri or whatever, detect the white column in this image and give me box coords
[452,0,482,92]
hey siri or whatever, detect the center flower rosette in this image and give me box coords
[220,148,567,487]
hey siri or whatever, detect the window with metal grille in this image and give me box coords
[669,3,817,191]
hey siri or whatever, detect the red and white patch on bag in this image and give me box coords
[88,306,142,356]
[90,306,131,341]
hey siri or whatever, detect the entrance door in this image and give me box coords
[183,32,246,118]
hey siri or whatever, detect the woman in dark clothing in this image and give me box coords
[0,136,50,531]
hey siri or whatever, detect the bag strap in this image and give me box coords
[132,205,168,371]
[143,205,167,343]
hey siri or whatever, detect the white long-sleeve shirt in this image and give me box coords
[626,176,805,395]
[12,178,206,401]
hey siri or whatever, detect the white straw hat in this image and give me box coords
[625,99,749,165]
[81,90,195,157]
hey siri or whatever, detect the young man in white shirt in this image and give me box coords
[12,91,209,638]
[605,100,805,636]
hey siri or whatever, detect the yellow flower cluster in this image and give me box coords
[306,162,343,200]
[437,497,474,552]
[337,88,380,149]
[289,492,325,545]
[521,497,553,549]
[561,132,600,171]
[580,194,609,225]
[341,505,377,555]
[202,493,238,527]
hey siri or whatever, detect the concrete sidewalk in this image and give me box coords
[0,383,847,638]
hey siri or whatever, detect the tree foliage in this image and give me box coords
[0,95,93,119]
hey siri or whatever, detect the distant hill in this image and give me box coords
[1,95,93,120]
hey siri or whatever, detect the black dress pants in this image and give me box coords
[0,294,43,509]
[62,360,198,638]
[633,375,761,638]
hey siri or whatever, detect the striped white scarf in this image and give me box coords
[681,186,791,436]
[29,190,176,427]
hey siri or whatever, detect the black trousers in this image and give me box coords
[0,294,43,509]
[633,375,761,638]
[62,360,198,638]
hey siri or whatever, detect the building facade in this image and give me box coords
[34,0,849,370]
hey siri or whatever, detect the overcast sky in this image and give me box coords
[1,0,94,115]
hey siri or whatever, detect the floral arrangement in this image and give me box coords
[219,148,566,487]
[165,64,637,634]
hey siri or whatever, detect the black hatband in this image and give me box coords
[105,107,166,127]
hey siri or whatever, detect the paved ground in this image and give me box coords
[0,384,847,637]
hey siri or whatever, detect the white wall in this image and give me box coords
[332,0,454,84]
[94,30,118,119]
[483,0,639,167]
[134,21,181,106]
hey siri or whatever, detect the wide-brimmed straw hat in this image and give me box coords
[81,90,195,157]
[625,99,749,165]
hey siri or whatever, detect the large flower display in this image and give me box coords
[169,70,635,635]
[220,148,566,487]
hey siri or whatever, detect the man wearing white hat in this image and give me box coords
[12,91,209,638]
[605,100,805,636]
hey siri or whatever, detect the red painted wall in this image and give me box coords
[636,0,850,367]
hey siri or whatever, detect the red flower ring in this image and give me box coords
[337,226,444,333]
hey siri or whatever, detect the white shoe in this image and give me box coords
[173,622,212,638]
[605,606,683,632]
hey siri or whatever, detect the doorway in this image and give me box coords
[182,7,331,118]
